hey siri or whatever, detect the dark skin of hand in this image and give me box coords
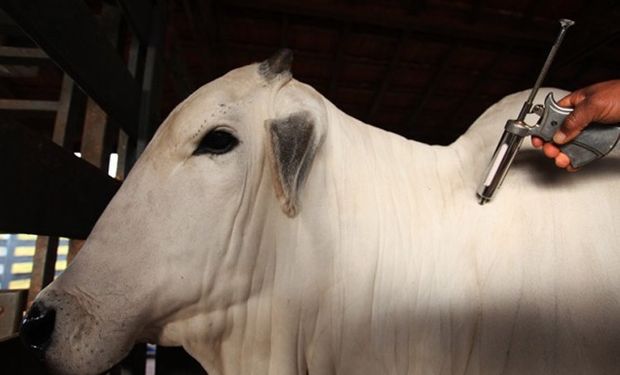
[531,79,620,171]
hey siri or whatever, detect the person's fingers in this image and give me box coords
[531,136,544,148]
[543,143,560,158]
[554,153,571,169]
[553,100,597,144]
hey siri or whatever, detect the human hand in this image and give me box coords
[531,80,620,171]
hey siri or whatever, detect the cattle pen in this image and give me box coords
[0,1,619,375]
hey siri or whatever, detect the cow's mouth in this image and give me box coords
[21,289,138,375]
[21,301,57,359]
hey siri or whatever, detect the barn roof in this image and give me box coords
[1,0,619,147]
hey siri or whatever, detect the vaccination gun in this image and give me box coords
[477,19,620,205]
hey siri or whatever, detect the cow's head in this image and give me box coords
[20,50,328,374]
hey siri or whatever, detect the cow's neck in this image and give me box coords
[325,101,478,222]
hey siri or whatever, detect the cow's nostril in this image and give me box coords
[20,302,56,356]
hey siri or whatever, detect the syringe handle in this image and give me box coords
[530,93,620,168]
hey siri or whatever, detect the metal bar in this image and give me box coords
[518,19,574,121]
[0,99,59,111]
[0,236,12,289]
[3,235,26,290]
[1,0,140,138]
[0,46,48,65]
[122,33,145,173]
[136,1,165,156]
[0,123,121,239]
[27,236,59,306]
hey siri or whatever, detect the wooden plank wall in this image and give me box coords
[0,0,166,373]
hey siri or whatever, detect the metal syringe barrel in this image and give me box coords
[477,120,529,205]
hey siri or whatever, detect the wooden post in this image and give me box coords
[27,236,59,305]
[81,98,109,168]
[28,70,86,305]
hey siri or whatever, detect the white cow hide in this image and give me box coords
[26,51,620,375]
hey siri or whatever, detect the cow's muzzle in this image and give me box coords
[20,301,56,359]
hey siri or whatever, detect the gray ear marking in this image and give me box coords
[267,111,318,217]
[259,49,294,80]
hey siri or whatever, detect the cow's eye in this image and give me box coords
[193,129,239,155]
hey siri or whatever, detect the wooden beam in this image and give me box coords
[167,28,196,101]
[555,2,620,69]
[117,0,152,43]
[280,13,290,48]
[557,32,620,69]
[327,21,352,100]
[0,8,24,37]
[367,31,408,122]
[405,43,460,130]
[517,0,538,23]
[27,236,58,305]
[468,0,483,24]
[52,74,86,147]
[403,0,426,15]
[445,45,511,131]
[181,0,215,79]
[201,0,227,76]
[223,0,553,48]
[81,98,109,168]
[0,46,47,65]
[0,99,59,111]
[1,0,140,138]
[0,290,26,339]
[184,0,224,78]
[0,123,121,239]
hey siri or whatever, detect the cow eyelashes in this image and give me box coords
[193,129,239,156]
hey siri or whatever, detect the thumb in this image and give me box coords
[557,90,584,108]
[554,100,596,144]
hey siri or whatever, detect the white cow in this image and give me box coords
[21,50,620,375]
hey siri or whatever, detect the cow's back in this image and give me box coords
[304,89,620,375]
[445,88,620,374]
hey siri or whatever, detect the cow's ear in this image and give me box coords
[266,111,321,217]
